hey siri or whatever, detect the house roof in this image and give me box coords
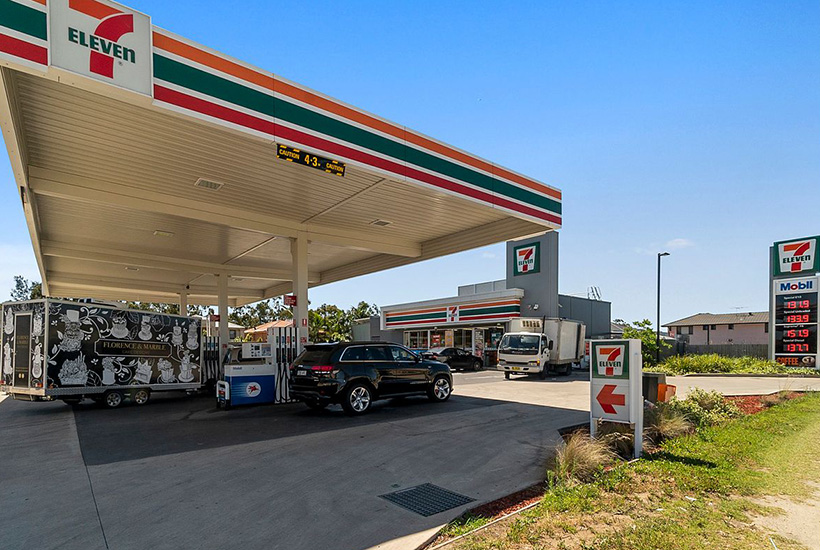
[245,320,293,334]
[664,312,768,327]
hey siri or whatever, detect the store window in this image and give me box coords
[404,331,429,350]
[453,329,473,350]
[430,330,445,348]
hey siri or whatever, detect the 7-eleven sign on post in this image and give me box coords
[589,339,643,458]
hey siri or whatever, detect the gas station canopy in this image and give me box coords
[0,0,562,307]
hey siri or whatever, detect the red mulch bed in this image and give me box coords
[725,392,802,415]
[467,484,544,518]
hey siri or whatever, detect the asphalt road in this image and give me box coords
[1,370,817,550]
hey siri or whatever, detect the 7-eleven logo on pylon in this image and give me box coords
[513,242,540,276]
[596,345,624,377]
[779,239,816,274]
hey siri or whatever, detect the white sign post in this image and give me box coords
[589,339,643,458]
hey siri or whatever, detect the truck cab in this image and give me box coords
[497,331,553,379]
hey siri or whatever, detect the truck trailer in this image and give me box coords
[497,318,586,379]
[1,299,207,408]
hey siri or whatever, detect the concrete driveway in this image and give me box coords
[0,376,588,550]
[2,370,817,550]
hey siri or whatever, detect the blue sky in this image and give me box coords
[1,0,819,325]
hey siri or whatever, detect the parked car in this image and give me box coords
[289,342,453,415]
[422,347,484,371]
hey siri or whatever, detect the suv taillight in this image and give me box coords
[310,365,334,374]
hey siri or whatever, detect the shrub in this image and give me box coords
[644,402,694,444]
[595,421,635,458]
[654,354,818,376]
[667,388,742,428]
[548,432,615,486]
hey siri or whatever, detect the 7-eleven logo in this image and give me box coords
[447,306,460,323]
[67,1,136,78]
[779,240,816,274]
[596,346,624,376]
[51,0,152,95]
[516,245,536,273]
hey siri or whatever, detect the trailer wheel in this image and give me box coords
[132,389,151,406]
[103,390,124,409]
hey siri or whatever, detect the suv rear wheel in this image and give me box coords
[342,382,373,415]
[427,375,452,402]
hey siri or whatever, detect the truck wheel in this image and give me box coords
[103,390,124,409]
[538,370,548,380]
[504,372,510,380]
[132,389,151,406]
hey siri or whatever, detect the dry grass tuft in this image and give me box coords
[548,432,615,486]
[644,403,694,444]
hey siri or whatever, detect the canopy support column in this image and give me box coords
[291,232,309,351]
[179,287,188,316]
[217,274,229,366]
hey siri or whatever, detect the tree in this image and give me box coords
[10,276,42,301]
[348,301,378,321]
[622,319,671,368]
[306,301,379,343]
[309,304,350,343]
[229,298,291,333]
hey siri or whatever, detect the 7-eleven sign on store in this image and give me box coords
[590,339,643,458]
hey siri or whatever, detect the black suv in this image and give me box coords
[289,342,453,415]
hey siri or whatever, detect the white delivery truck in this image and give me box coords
[497,318,585,379]
[1,298,212,408]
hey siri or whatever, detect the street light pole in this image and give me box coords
[657,252,670,365]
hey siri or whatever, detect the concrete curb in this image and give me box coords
[420,458,642,550]
[422,501,542,550]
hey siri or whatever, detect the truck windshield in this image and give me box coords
[499,335,540,352]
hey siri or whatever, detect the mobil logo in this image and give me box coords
[245,382,262,398]
[778,279,814,293]
[50,0,153,96]
[778,239,816,274]
[595,345,624,377]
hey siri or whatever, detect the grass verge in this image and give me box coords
[652,353,819,376]
[435,392,820,550]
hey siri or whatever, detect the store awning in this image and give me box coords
[0,0,561,307]
[381,289,525,330]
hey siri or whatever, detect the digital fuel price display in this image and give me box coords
[773,284,819,369]
[775,325,817,354]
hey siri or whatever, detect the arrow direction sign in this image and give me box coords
[590,339,643,458]
[596,384,625,414]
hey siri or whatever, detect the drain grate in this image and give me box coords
[380,483,475,517]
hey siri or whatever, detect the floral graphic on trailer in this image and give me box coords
[58,354,89,386]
